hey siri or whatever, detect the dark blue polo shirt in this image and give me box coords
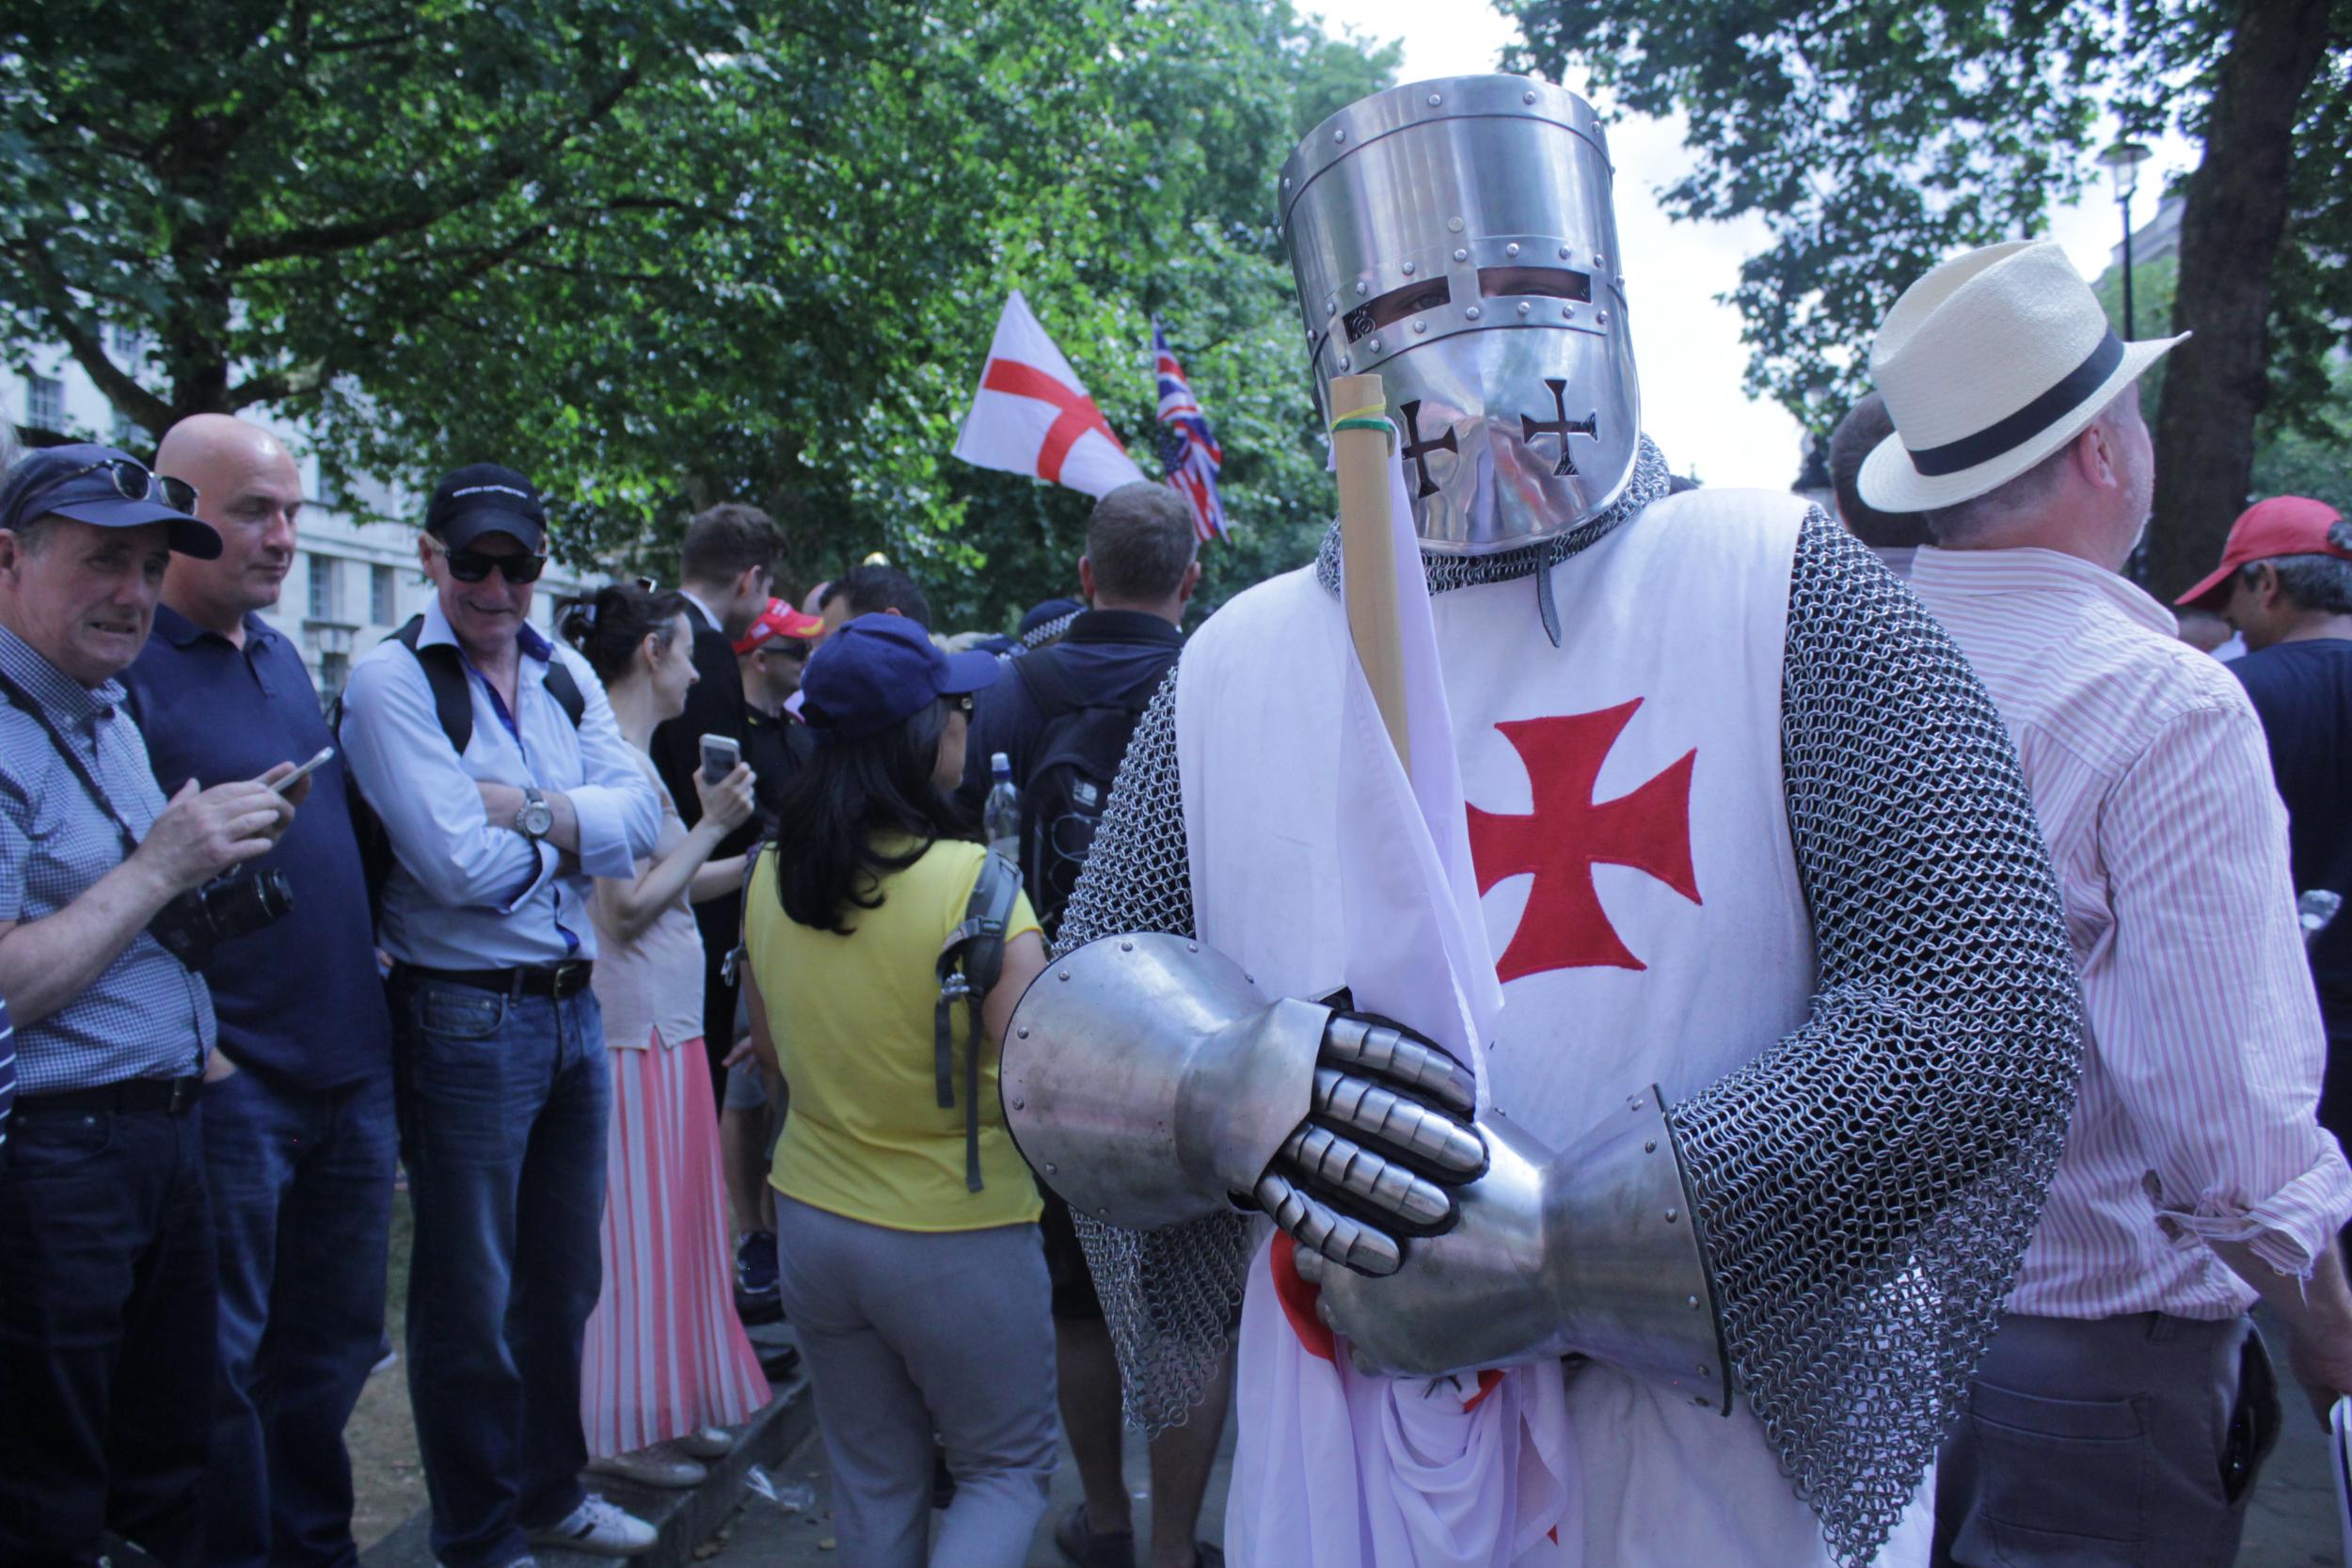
[121,606,392,1091]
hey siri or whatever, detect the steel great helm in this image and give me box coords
[1279,76,1638,555]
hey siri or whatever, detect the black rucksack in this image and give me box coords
[1009,645,1176,939]
[329,615,586,909]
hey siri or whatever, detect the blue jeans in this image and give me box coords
[0,1100,215,1567]
[202,1067,396,1568]
[391,974,610,1568]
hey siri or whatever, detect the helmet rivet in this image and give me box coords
[1332,127,1346,145]
[1559,245,1572,260]
[1453,247,1468,262]
[1119,939,1134,951]
[1355,279,1370,296]
[1447,216,1464,233]
[1401,260,1416,277]
[1426,92,1442,107]
[1411,320,1426,334]
[1282,176,1292,191]
[1688,1295,1702,1309]
[1464,306,1481,321]
[1505,242,1520,258]
[1597,309,1610,325]
[1338,355,1352,371]
[1594,254,1607,270]
[1517,301,1532,316]
[1523,89,1537,104]
[1644,1139,1657,1153]
[1664,1208,1678,1223]
[1616,276,1626,289]
[1325,296,1336,315]
[1045,1162,1057,1175]
[1010,1097,1024,1110]
[1368,337,1382,353]
[1564,305,1577,320]
[1017,1026,1030,1039]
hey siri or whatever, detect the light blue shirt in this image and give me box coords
[340,598,660,970]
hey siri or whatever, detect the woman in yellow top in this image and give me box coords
[742,613,1054,1568]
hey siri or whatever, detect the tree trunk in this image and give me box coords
[2146,0,2334,598]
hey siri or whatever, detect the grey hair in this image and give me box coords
[1920,388,2135,546]
[2239,520,2352,614]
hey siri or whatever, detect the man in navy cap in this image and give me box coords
[0,443,305,1566]
[339,462,661,1565]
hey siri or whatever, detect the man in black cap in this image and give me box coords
[341,463,662,1565]
[0,444,304,1566]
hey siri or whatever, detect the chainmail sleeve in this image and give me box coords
[1054,664,1259,1432]
[1669,510,2084,1566]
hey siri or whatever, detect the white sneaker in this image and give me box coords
[528,1495,657,1556]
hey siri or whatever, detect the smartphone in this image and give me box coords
[700,734,742,784]
[267,746,337,796]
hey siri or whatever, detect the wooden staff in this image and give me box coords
[1329,372,1411,773]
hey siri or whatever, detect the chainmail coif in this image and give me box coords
[1054,491,2084,1568]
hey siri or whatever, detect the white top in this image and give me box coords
[587,752,708,1051]
[1910,544,2352,1318]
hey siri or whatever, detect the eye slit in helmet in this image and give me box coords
[1343,277,1454,341]
[1477,266,1593,302]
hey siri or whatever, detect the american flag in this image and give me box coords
[1152,317,1229,543]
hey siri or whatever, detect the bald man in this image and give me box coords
[123,415,396,1568]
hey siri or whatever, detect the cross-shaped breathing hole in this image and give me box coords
[1398,400,1459,499]
[1519,379,1599,477]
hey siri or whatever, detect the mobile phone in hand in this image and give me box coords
[267,747,336,796]
[700,735,741,784]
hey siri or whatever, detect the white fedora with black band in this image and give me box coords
[1859,240,2185,514]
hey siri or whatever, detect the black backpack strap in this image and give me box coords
[543,658,586,728]
[933,849,1025,1193]
[1010,644,1084,719]
[393,615,473,755]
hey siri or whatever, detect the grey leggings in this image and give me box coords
[773,1197,1058,1568]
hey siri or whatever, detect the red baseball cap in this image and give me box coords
[731,597,824,656]
[2174,496,2350,610]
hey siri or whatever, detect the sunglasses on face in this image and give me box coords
[70,458,199,515]
[430,539,548,583]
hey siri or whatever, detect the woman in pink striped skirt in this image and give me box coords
[558,583,771,1488]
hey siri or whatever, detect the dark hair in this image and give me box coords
[2239,521,2352,615]
[1085,483,1198,602]
[1827,392,1931,549]
[680,502,779,587]
[823,563,932,630]
[556,582,692,684]
[768,700,962,934]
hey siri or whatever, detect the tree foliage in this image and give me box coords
[1503,0,2350,592]
[1503,0,2348,431]
[0,0,1396,627]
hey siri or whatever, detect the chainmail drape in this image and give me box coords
[1053,491,2083,1567]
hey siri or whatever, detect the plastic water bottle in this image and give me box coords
[983,752,1020,864]
[2300,888,2344,948]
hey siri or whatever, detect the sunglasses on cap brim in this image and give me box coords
[71,457,199,515]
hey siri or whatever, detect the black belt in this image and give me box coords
[16,1075,205,1117]
[397,960,595,1001]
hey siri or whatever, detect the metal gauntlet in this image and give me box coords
[1002,934,1729,1405]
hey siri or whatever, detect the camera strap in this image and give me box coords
[0,666,147,861]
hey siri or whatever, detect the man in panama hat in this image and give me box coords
[1869,239,2352,1567]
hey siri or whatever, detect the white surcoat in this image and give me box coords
[1174,488,1930,1567]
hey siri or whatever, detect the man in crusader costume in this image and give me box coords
[1001,78,2084,1568]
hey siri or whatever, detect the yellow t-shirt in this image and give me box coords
[747,838,1042,1232]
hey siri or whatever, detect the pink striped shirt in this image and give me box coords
[1910,544,2352,1320]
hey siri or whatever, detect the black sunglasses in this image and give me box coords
[434,542,548,583]
[69,458,199,515]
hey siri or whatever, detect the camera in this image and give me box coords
[150,868,295,972]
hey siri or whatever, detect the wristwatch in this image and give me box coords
[515,785,554,841]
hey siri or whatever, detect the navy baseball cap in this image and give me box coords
[425,463,547,552]
[0,443,221,559]
[802,614,999,738]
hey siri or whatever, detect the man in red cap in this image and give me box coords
[2180,496,2352,1150]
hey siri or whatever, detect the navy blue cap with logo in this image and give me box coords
[425,462,548,552]
[0,442,223,559]
[802,614,1000,738]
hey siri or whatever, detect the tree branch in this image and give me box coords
[10,245,172,432]
[219,64,647,267]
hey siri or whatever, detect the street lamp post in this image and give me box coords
[2099,140,2153,339]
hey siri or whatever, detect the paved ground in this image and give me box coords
[702,1309,2345,1568]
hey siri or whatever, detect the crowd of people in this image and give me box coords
[0,70,2350,1568]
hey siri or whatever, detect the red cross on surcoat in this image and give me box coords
[981,359,1121,485]
[1467,699,1700,981]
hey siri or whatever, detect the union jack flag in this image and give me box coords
[1152,317,1229,543]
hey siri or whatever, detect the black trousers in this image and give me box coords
[0,1099,217,1566]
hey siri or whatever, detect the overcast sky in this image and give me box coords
[1312,1,2198,490]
